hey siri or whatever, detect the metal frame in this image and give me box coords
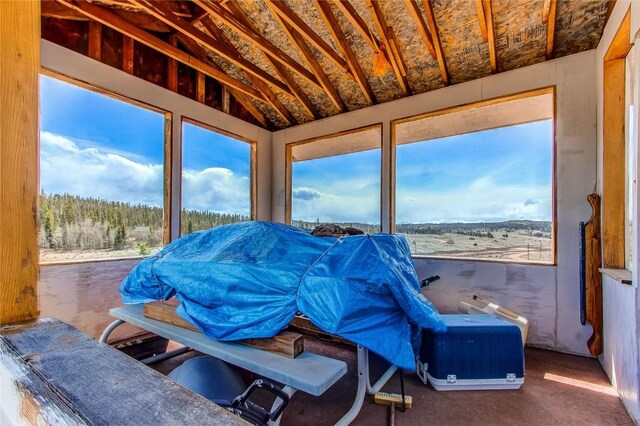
[100,320,396,425]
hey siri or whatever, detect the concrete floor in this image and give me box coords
[151,339,633,426]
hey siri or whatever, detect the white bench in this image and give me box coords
[101,304,396,425]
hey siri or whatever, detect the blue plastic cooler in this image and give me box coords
[417,314,524,390]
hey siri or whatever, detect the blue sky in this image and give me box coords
[40,75,251,214]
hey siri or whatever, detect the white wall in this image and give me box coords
[272,51,598,355]
[596,2,640,422]
[40,40,272,236]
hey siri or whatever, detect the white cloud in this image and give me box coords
[41,132,250,214]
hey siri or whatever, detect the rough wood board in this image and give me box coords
[144,300,305,358]
[584,194,603,356]
[289,315,354,346]
[0,0,40,324]
[0,318,245,425]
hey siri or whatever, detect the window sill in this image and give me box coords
[599,268,633,285]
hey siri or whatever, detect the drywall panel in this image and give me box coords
[418,259,556,348]
[601,276,640,422]
[273,51,598,356]
[41,40,272,223]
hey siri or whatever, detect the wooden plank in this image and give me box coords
[475,0,488,42]
[192,0,322,90]
[199,19,296,126]
[334,0,378,50]
[266,1,346,113]
[367,0,410,95]
[542,0,552,23]
[0,0,40,324]
[584,194,603,356]
[265,0,349,74]
[196,72,206,103]
[484,0,497,73]
[387,27,407,77]
[604,7,631,61]
[224,1,319,119]
[144,301,305,358]
[422,0,449,85]
[404,0,436,59]
[221,86,231,114]
[57,0,267,102]
[122,35,134,74]
[602,58,626,269]
[545,0,557,59]
[167,34,178,92]
[129,0,291,95]
[88,21,102,61]
[289,315,353,346]
[315,0,377,103]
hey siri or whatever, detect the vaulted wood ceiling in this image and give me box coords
[42,0,612,129]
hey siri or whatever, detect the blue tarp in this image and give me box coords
[120,221,445,370]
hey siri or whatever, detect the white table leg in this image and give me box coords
[268,385,297,426]
[99,319,125,343]
[335,345,368,426]
[364,348,398,395]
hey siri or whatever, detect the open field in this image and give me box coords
[40,246,161,264]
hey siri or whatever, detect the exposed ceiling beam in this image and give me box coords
[127,0,291,95]
[404,0,436,60]
[223,1,319,119]
[264,1,346,113]
[542,0,552,23]
[199,18,296,126]
[95,0,193,18]
[475,0,488,42]
[264,0,350,74]
[314,0,377,105]
[386,27,407,78]
[57,0,267,102]
[191,0,321,91]
[333,0,378,51]
[484,0,497,73]
[422,0,449,85]
[545,0,557,59]
[367,0,411,95]
[176,34,270,128]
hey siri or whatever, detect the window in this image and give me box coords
[393,88,555,263]
[181,119,254,235]
[39,75,169,263]
[286,125,382,233]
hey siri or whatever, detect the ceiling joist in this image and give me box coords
[367,0,411,95]
[192,0,322,91]
[56,0,267,102]
[475,0,488,42]
[265,0,350,75]
[545,0,557,59]
[265,1,347,113]
[314,0,377,105]
[222,1,319,120]
[333,0,378,51]
[422,0,449,85]
[483,0,497,73]
[404,0,436,59]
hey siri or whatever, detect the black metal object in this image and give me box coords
[231,379,290,426]
[420,275,440,288]
[579,221,586,326]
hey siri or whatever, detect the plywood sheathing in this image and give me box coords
[433,0,491,85]
[553,0,608,58]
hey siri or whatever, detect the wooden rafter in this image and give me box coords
[264,0,349,74]
[199,18,296,126]
[484,0,497,73]
[404,0,436,59]
[264,1,346,113]
[191,0,321,90]
[127,0,290,95]
[475,0,488,42]
[314,0,377,104]
[545,0,557,59]
[367,0,410,95]
[176,34,270,128]
[57,0,267,102]
[422,0,449,85]
[542,0,552,23]
[386,27,407,77]
[333,0,378,51]
[223,1,319,119]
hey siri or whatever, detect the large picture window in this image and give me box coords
[393,88,555,263]
[39,74,168,263]
[181,119,254,235]
[286,125,382,233]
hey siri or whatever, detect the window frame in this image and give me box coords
[179,116,257,235]
[390,86,557,266]
[38,70,173,265]
[284,123,384,226]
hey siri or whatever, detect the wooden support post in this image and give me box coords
[88,21,102,61]
[123,35,134,74]
[167,34,178,92]
[221,86,231,114]
[196,72,206,104]
[0,0,40,324]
